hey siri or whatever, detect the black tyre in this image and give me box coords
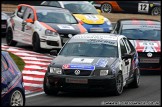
[151,7,160,16]
[6,28,17,46]
[32,33,41,52]
[111,72,123,96]
[101,3,113,13]
[128,68,140,88]
[43,73,59,95]
[9,89,25,106]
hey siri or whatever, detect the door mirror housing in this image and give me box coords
[122,53,132,59]
[97,9,101,14]
[25,18,34,23]
[50,50,58,56]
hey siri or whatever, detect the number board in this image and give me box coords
[138,3,149,13]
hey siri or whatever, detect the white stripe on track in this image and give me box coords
[23,76,44,81]
[22,70,45,75]
[21,57,52,61]
[24,65,47,70]
[14,52,53,58]
[24,61,50,65]
[24,83,43,87]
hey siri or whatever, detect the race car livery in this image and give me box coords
[91,1,161,16]
[1,12,9,36]
[43,33,140,96]
[6,4,87,52]
[1,51,25,106]
[41,1,113,33]
[112,19,161,71]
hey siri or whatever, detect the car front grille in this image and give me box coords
[63,69,92,76]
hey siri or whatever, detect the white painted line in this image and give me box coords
[24,61,50,65]
[24,83,43,87]
[23,76,44,81]
[26,92,45,98]
[14,52,53,58]
[23,70,45,75]
[24,65,47,70]
[21,57,52,62]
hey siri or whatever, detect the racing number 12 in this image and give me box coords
[138,3,149,12]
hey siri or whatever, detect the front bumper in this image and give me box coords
[40,36,62,49]
[82,22,112,33]
[46,74,116,92]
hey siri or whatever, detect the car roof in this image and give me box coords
[60,1,89,4]
[118,19,160,25]
[33,5,69,12]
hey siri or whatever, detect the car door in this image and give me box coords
[123,38,136,79]
[12,5,27,42]
[117,1,139,13]
[119,38,130,83]
[22,7,35,44]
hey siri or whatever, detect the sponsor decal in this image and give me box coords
[136,40,160,52]
[88,39,117,46]
[62,64,95,70]
[57,25,74,30]
[71,58,94,63]
[85,15,99,21]
[95,58,108,67]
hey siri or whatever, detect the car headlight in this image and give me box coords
[100,70,109,76]
[45,29,59,36]
[50,67,62,74]
[104,18,111,25]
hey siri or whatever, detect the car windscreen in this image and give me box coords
[121,24,160,40]
[36,10,78,24]
[59,41,118,57]
[63,2,98,14]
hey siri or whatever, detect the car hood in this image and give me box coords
[73,14,105,24]
[130,40,161,52]
[45,23,81,34]
[51,56,118,69]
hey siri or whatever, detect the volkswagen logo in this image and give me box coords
[147,52,153,57]
[74,70,80,75]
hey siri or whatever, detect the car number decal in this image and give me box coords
[57,25,74,30]
[138,3,149,13]
[71,58,94,63]
[95,58,108,67]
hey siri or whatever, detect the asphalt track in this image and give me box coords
[1,37,161,106]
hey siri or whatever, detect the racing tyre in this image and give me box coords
[6,28,17,46]
[32,33,41,52]
[43,73,59,96]
[111,72,123,96]
[101,3,113,13]
[128,68,140,88]
[151,7,160,16]
[9,89,25,106]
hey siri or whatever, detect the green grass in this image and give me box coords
[9,52,25,72]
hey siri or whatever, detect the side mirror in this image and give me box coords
[17,12,23,18]
[122,53,132,59]
[50,50,58,56]
[25,18,34,23]
[97,9,101,14]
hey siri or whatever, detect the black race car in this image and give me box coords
[112,19,161,71]
[43,33,140,96]
[91,1,161,15]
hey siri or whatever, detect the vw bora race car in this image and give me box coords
[1,51,25,106]
[112,19,161,71]
[43,33,140,96]
[41,1,113,33]
[6,4,87,52]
